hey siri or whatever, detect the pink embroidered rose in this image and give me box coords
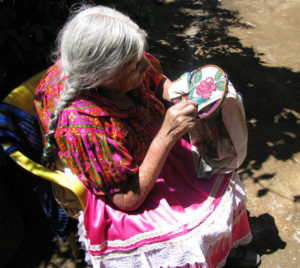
[196,77,217,99]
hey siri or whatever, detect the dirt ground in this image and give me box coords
[2,0,299,267]
[219,1,300,267]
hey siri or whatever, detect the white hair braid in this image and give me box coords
[42,5,147,167]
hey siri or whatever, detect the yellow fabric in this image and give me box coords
[3,71,45,115]
[2,73,86,209]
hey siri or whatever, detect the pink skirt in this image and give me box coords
[78,139,251,267]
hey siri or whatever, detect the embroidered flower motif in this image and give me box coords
[196,77,217,99]
[69,112,76,122]
[78,174,86,181]
[67,135,73,142]
[84,161,91,169]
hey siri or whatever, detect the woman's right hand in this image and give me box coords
[158,100,198,145]
[108,100,198,211]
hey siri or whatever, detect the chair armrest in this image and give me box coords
[3,71,45,115]
[2,143,86,210]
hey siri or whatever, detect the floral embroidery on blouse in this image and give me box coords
[34,52,165,196]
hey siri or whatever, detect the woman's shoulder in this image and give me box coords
[34,60,66,106]
[144,52,162,74]
[57,92,128,134]
[36,60,65,89]
[58,94,106,127]
[143,52,164,93]
[68,91,130,119]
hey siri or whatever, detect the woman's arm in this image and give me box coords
[108,100,197,211]
[156,75,173,102]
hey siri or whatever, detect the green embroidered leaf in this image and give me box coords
[216,80,225,91]
[192,69,202,84]
[215,70,223,81]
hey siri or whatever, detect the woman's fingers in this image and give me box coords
[160,100,199,142]
[174,100,197,111]
[168,100,197,117]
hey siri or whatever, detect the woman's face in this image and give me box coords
[103,55,151,94]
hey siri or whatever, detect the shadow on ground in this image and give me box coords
[145,0,299,200]
[248,213,286,256]
[2,0,299,266]
[145,0,298,262]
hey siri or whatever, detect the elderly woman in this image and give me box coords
[34,5,258,268]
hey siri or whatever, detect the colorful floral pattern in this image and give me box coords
[34,52,165,196]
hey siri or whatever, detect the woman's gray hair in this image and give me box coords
[42,5,147,166]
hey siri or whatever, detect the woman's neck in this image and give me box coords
[100,87,127,100]
[100,87,134,110]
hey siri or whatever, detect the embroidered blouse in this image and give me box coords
[34,53,165,196]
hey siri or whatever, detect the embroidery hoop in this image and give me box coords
[183,64,229,119]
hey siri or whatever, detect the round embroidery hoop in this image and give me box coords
[184,64,229,119]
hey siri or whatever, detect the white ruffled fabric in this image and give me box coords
[78,172,252,268]
[190,82,248,179]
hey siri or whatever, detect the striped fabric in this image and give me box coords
[0,103,43,162]
[0,102,76,239]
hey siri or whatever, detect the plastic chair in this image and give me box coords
[1,72,86,258]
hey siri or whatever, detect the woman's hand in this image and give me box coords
[108,100,198,212]
[158,100,198,145]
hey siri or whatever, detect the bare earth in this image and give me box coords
[220,1,300,267]
[3,0,299,267]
